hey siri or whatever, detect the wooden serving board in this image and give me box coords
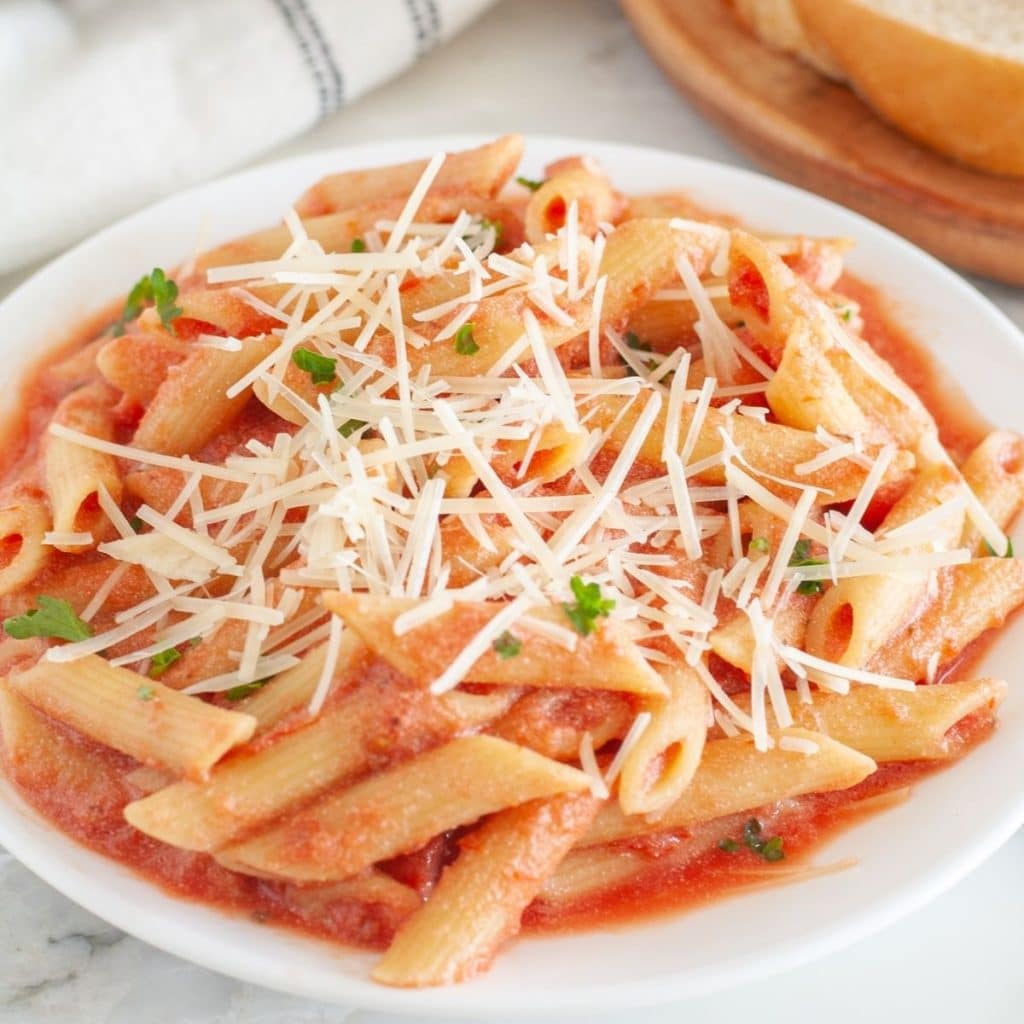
[621,0,1024,286]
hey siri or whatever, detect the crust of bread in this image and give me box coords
[792,0,1024,177]
[728,0,845,78]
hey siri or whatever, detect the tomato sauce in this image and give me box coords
[0,269,1008,954]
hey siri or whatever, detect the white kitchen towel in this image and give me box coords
[0,0,496,274]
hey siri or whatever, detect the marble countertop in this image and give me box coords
[2,1,1022,1020]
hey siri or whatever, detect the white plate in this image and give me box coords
[1,136,1022,1018]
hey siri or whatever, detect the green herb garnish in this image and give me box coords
[788,539,813,564]
[738,817,785,861]
[3,597,92,643]
[796,580,824,596]
[129,515,145,533]
[625,331,652,352]
[516,175,545,192]
[492,630,522,659]
[841,308,853,322]
[454,323,479,356]
[338,418,368,439]
[292,347,337,385]
[718,838,740,853]
[225,679,270,701]
[562,575,615,637]
[137,684,156,702]
[350,237,367,253]
[113,268,183,336]
[788,539,826,595]
[984,536,1014,558]
[748,536,770,556]
[149,648,181,678]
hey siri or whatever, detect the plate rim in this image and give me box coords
[1,132,1023,1016]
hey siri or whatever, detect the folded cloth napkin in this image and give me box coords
[0,0,496,273]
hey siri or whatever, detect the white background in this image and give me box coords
[1,1,1022,1021]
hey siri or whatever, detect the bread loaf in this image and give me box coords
[731,0,1024,177]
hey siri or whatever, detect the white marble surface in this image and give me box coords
[2,1,1023,1020]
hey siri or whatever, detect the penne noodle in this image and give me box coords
[132,335,279,455]
[617,664,708,816]
[959,431,1024,555]
[7,655,255,780]
[806,462,965,667]
[219,736,591,882]
[869,559,1024,681]
[0,491,51,597]
[123,675,461,850]
[95,331,190,404]
[586,392,915,502]
[45,384,122,551]
[488,688,635,761]
[372,792,601,987]
[295,134,525,217]
[582,729,875,847]
[323,593,668,696]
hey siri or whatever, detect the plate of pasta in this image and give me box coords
[0,134,1022,1016]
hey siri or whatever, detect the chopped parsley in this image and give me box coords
[149,648,181,678]
[718,838,740,853]
[137,684,156,702]
[562,575,615,637]
[188,635,202,647]
[733,817,785,861]
[338,418,368,439]
[841,308,853,322]
[292,346,337,385]
[796,579,824,596]
[112,268,183,336]
[492,630,522,659]
[3,597,92,643]
[748,536,770,556]
[350,237,367,253]
[225,678,270,701]
[516,175,545,192]
[454,323,479,356]
[625,331,652,352]
[788,539,814,565]
[789,538,826,594]
[129,515,145,533]
[984,536,1014,558]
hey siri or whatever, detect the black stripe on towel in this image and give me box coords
[270,0,345,119]
[404,0,441,58]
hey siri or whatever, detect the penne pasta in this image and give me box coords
[869,559,1024,681]
[583,729,875,847]
[586,391,915,502]
[372,792,601,987]
[132,335,279,454]
[7,655,255,780]
[219,736,591,882]
[123,675,461,850]
[45,385,122,551]
[296,135,525,217]
[730,678,1008,762]
[0,491,50,597]
[323,593,667,696]
[616,664,708,816]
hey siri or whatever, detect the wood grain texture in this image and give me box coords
[620,0,1024,285]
